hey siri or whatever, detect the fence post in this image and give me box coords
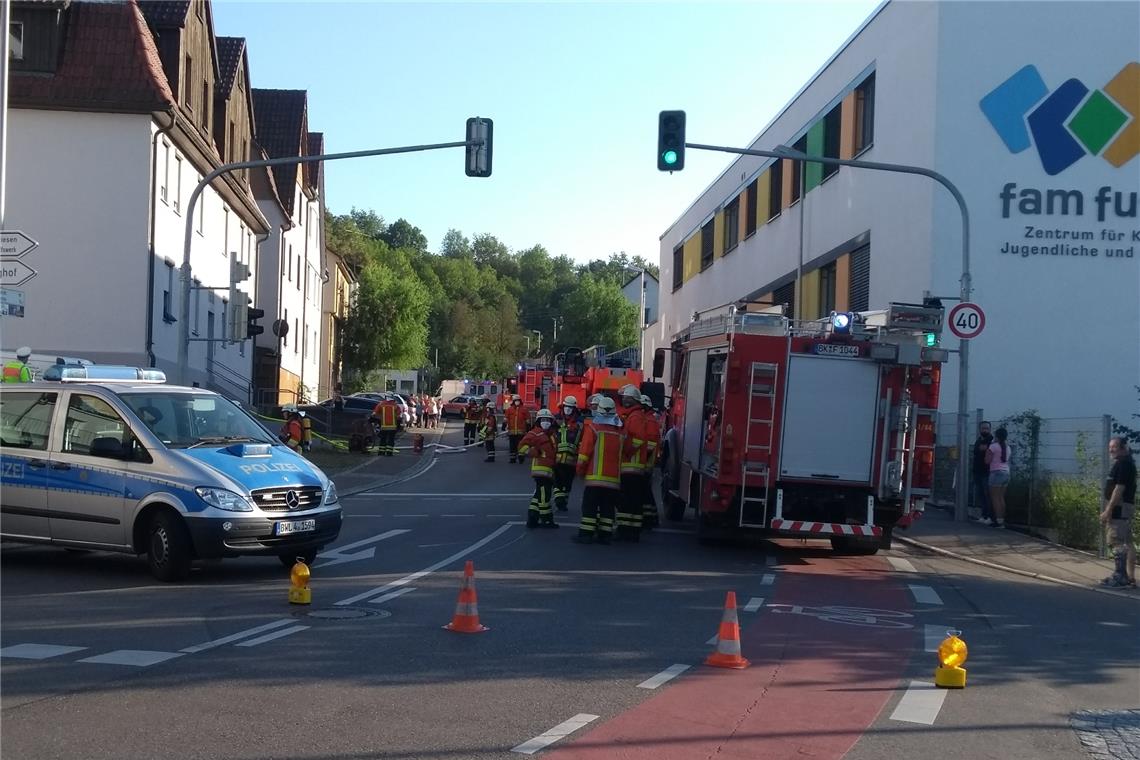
[1098,414,1113,558]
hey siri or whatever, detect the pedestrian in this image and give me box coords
[333,382,344,412]
[573,395,623,545]
[518,409,560,529]
[479,400,498,462]
[1100,436,1136,588]
[505,395,529,463]
[3,346,33,383]
[553,395,584,513]
[416,395,425,428]
[972,420,995,525]
[985,426,1011,528]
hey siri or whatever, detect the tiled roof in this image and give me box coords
[304,132,324,193]
[252,88,307,217]
[11,0,175,113]
[215,36,244,94]
[137,1,190,27]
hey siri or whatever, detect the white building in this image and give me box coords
[622,270,659,328]
[651,0,1139,425]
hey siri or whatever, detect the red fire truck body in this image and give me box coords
[658,302,947,553]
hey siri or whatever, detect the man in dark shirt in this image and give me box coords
[1099,436,1137,587]
[972,421,994,525]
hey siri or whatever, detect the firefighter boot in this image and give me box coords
[527,508,540,530]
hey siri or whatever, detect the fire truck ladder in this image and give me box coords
[739,361,778,529]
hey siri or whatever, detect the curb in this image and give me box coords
[895,535,1139,601]
[339,450,439,497]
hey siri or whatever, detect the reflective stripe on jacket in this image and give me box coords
[576,418,623,488]
[372,401,399,430]
[555,414,583,465]
[2,361,31,383]
[505,406,530,435]
[518,427,558,477]
[618,406,649,474]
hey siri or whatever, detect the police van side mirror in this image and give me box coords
[652,348,666,379]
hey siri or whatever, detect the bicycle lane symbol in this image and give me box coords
[767,604,915,629]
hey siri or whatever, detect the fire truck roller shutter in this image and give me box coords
[681,348,709,468]
[779,354,880,483]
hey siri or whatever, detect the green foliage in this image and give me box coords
[1112,385,1140,446]
[341,259,430,373]
[1040,433,1103,550]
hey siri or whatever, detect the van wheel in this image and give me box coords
[148,512,192,582]
[280,550,318,568]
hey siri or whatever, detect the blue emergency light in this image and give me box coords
[830,311,854,335]
[42,364,168,383]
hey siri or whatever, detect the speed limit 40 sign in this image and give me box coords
[948,302,985,340]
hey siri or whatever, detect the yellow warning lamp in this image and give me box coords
[934,629,967,688]
[288,557,312,605]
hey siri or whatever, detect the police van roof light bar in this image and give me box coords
[41,365,168,383]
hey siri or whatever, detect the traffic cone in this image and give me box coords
[705,591,750,669]
[444,560,489,633]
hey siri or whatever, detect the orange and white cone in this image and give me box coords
[705,591,750,669]
[444,560,489,633]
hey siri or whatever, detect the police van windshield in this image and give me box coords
[120,392,277,448]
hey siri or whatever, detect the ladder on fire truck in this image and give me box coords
[739,361,778,528]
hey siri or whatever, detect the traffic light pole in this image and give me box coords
[177,137,483,390]
[685,141,972,523]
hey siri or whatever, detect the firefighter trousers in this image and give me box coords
[577,486,617,544]
[378,428,397,456]
[641,472,659,530]
[616,474,644,541]
[484,437,495,461]
[553,464,575,512]
[463,422,477,446]
[527,477,557,528]
[508,434,523,463]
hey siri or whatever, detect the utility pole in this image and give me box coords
[1,0,11,228]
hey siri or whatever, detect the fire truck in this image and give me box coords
[548,347,654,411]
[655,300,947,554]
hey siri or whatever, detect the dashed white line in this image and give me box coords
[235,625,311,647]
[889,557,918,573]
[760,574,775,586]
[78,650,184,667]
[180,619,295,653]
[890,680,948,725]
[511,713,600,754]
[908,584,943,604]
[637,664,690,689]
[743,596,766,613]
[368,587,417,605]
[0,643,87,660]
[441,514,477,517]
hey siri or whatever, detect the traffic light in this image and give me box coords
[247,305,265,339]
[924,331,938,347]
[465,117,493,178]
[657,110,686,171]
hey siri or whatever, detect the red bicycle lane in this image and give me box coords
[547,549,916,760]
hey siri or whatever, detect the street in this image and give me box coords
[2,421,1137,760]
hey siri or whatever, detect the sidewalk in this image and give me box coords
[330,422,448,496]
[897,506,1139,600]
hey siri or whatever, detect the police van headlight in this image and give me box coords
[196,487,254,512]
[323,482,339,505]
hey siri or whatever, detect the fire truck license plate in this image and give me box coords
[275,519,316,536]
[814,344,861,357]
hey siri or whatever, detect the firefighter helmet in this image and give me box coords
[535,408,555,421]
[619,384,640,400]
[588,394,601,407]
[640,394,653,407]
[596,396,617,414]
[562,396,579,409]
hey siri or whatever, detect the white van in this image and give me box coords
[0,365,342,580]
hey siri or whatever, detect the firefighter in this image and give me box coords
[574,396,623,544]
[553,395,584,512]
[279,405,304,452]
[518,409,560,528]
[478,399,498,462]
[615,384,648,541]
[587,393,601,416]
[371,396,399,456]
[640,394,661,531]
[463,397,482,447]
[504,395,529,464]
[299,410,313,452]
[3,346,32,383]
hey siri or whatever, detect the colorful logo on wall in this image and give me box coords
[980,62,1138,175]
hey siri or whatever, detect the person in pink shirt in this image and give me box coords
[985,426,1011,528]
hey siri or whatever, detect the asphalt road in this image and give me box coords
[2,422,1136,759]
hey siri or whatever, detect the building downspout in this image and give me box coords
[146,109,178,368]
[251,227,269,406]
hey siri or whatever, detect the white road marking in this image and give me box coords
[78,650,184,667]
[743,596,766,613]
[889,680,948,725]
[336,522,517,606]
[368,587,417,605]
[487,514,519,518]
[760,574,775,586]
[314,529,410,569]
[706,633,720,645]
[180,619,296,653]
[908,584,943,604]
[393,514,430,518]
[925,624,954,652]
[357,492,531,498]
[511,713,600,754]
[441,514,477,517]
[235,625,311,647]
[889,557,918,573]
[0,643,87,660]
[637,664,690,689]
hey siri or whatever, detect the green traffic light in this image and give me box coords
[662,150,678,166]
[925,332,937,347]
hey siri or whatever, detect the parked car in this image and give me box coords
[441,395,474,418]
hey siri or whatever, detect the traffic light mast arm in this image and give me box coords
[683,139,974,526]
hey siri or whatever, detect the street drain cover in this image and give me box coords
[305,607,391,621]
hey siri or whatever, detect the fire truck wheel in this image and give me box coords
[830,537,880,556]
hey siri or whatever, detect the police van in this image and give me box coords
[0,365,342,580]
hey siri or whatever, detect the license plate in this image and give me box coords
[275,519,316,536]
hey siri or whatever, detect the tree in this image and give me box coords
[381,218,428,252]
[440,229,472,259]
[341,259,430,378]
[560,275,638,352]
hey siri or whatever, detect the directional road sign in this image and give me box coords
[0,231,39,258]
[0,260,38,288]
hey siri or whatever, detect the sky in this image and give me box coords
[212,0,884,264]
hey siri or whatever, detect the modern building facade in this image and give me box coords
[651,0,1139,424]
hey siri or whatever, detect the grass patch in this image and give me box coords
[303,448,377,476]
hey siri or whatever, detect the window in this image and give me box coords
[723,198,739,254]
[0,392,57,450]
[296,256,301,290]
[192,278,201,336]
[174,156,183,214]
[228,122,235,162]
[768,160,783,220]
[790,136,806,203]
[160,141,170,203]
[672,245,683,291]
[196,178,204,234]
[700,219,714,270]
[818,262,837,318]
[849,245,871,311]
[287,245,293,281]
[9,22,24,62]
[201,79,210,128]
[163,261,176,323]
[63,395,129,457]
[223,208,229,257]
[745,180,758,237]
[183,55,193,111]
[283,308,289,347]
[773,281,795,317]
[855,73,875,153]
[822,105,842,182]
[294,318,299,354]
